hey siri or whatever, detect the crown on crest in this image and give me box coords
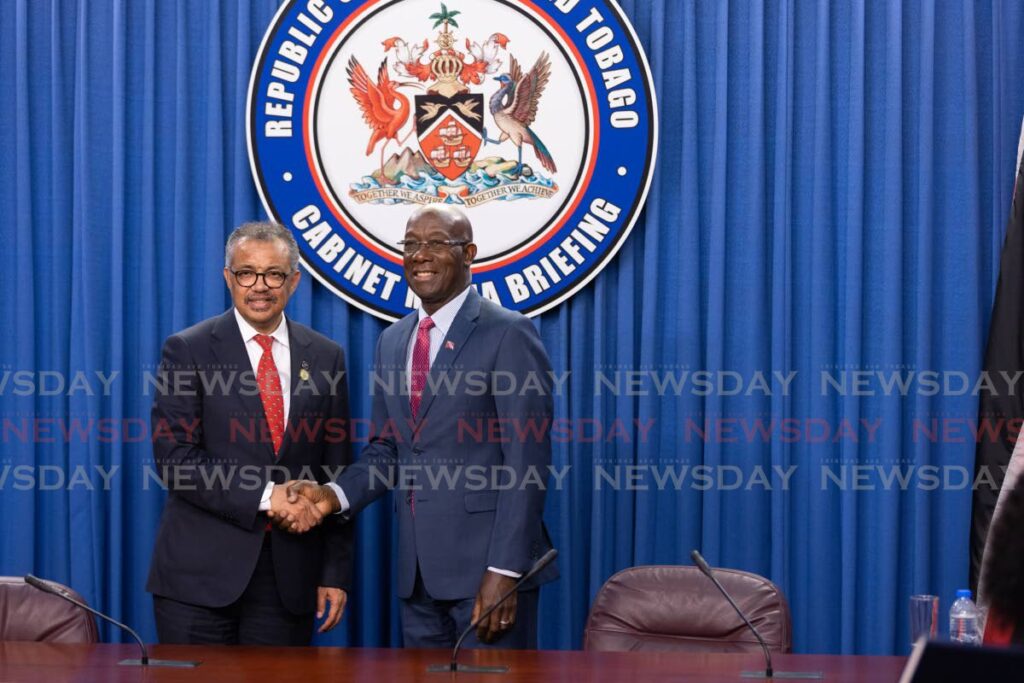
[427,4,468,96]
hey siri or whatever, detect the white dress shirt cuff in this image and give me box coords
[487,567,522,579]
[258,481,274,511]
[326,482,350,514]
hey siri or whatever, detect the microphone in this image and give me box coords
[690,551,821,680]
[427,548,558,674]
[24,574,199,668]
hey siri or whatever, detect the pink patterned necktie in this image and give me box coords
[409,317,435,419]
[254,334,284,456]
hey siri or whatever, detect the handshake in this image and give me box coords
[266,481,342,533]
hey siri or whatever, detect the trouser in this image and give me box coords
[153,535,313,646]
[401,564,539,649]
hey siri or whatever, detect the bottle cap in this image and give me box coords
[956,589,972,599]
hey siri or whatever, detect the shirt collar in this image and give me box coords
[417,285,471,337]
[233,308,290,349]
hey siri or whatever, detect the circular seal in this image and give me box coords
[248,0,657,321]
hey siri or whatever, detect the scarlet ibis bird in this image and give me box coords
[484,53,557,177]
[347,56,422,180]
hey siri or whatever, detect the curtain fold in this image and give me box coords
[3,0,1024,655]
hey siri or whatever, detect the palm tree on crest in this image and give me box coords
[429,3,461,32]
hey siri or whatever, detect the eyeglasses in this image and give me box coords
[229,268,292,289]
[397,239,470,255]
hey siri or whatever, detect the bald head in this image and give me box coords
[406,205,473,243]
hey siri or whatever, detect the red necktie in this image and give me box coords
[255,334,285,456]
[410,317,435,420]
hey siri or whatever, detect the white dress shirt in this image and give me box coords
[329,287,519,578]
[231,309,291,512]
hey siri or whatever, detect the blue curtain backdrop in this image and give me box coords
[3,0,1024,655]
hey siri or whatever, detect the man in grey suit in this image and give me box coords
[287,205,557,648]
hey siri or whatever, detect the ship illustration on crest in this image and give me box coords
[345,3,559,207]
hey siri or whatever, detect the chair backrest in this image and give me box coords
[0,576,98,643]
[584,565,792,653]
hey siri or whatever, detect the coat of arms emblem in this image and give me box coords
[346,4,559,206]
[248,0,657,320]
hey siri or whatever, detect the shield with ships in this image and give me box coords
[414,93,484,181]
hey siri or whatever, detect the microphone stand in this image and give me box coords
[690,551,821,680]
[24,574,200,668]
[428,549,558,674]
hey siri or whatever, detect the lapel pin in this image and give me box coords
[445,340,455,351]
[299,360,310,382]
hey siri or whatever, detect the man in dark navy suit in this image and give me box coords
[146,222,352,645]
[288,206,558,649]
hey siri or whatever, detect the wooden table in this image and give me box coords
[0,643,908,682]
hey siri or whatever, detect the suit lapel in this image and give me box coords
[278,318,313,459]
[415,289,481,424]
[209,309,275,461]
[392,314,417,427]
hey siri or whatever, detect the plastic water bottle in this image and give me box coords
[949,589,981,645]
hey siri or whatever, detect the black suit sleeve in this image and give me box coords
[151,333,262,530]
[319,346,354,590]
[970,387,1019,591]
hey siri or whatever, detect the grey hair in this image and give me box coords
[224,221,299,271]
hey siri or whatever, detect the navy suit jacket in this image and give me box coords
[146,309,353,615]
[340,288,558,600]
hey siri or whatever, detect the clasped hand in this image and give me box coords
[266,480,341,533]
